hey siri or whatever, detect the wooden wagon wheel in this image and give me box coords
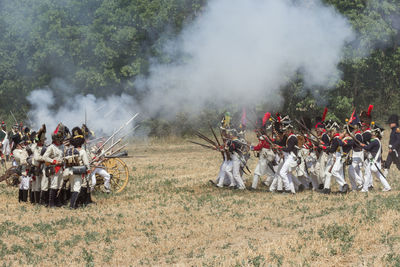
[103,158,129,193]
[1,163,19,186]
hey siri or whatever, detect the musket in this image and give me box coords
[208,123,225,160]
[10,111,18,125]
[96,113,139,154]
[87,136,107,144]
[193,130,218,148]
[294,119,321,143]
[188,140,217,151]
[91,138,123,163]
[106,144,128,157]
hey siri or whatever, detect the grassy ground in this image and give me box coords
[1,134,400,266]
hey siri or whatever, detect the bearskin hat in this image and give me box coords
[36,124,46,144]
[81,124,94,139]
[70,127,85,148]
[360,105,373,125]
[30,131,37,143]
[52,123,67,143]
[387,114,399,126]
[11,133,22,151]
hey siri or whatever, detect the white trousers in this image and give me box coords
[50,173,63,190]
[19,175,30,190]
[269,156,284,191]
[90,168,111,189]
[231,154,245,189]
[279,153,296,193]
[363,161,390,191]
[324,153,345,189]
[31,176,42,192]
[317,152,328,184]
[216,160,234,186]
[70,175,83,192]
[251,155,275,189]
[348,151,364,190]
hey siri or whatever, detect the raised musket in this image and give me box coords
[95,113,139,154]
[92,137,123,163]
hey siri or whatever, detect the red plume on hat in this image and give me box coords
[276,113,281,123]
[54,124,60,135]
[262,112,271,126]
[360,105,373,125]
[367,105,373,116]
[322,107,328,122]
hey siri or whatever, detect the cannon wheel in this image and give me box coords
[103,158,129,193]
[1,163,19,187]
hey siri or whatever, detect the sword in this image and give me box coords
[374,161,388,180]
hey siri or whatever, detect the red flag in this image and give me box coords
[348,109,355,124]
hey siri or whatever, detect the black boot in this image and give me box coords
[322,188,331,194]
[40,191,49,206]
[22,190,28,202]
[29,190,35,204]
[65,189,71,203]
[86,191,95,205]
[18,189,23,203]
[69,192,79,209]
[298,184,305,192]
[76,190,85,207]
[55,189,63,207]
[341,184,349,194]
[34,191,41,204]
[49,189,56,208]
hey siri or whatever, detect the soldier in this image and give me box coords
[64,127,90,208]
[360,105,373,189]
[279,123,298,194]
[347,122,364,191]
[88,142,112,193]
[43,124,65,207]
[383,114,400,175]
[322,127,349,194]
[215,128,235,188]
[12,136,30,202]
[360,124,391,192]
[0,122,10,161]
[316,123,330,189]
[32,125,46,204]
[226,130,246,190]
[250,133,275,190]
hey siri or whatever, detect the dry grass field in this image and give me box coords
[1,133,400,266]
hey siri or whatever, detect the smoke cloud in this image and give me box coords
[138,0,355,115]
[22,0,357,133]
[27,83,138,137]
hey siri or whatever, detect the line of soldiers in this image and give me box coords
[211,107,400,194]
[0,122,112,208]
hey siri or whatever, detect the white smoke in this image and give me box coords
[25,0,355,130]
[138,0,355,115]
[27,87,138,138]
